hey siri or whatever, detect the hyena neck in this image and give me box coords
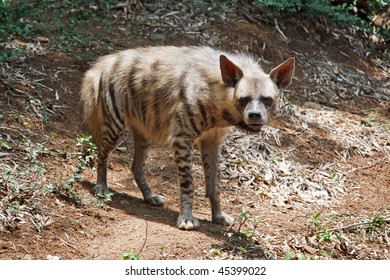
[203,87,242,130]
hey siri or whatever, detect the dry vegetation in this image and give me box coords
[0,0,389,260]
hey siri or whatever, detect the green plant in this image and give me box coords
[210,248,222,257]
[0,0,119,62]
[0,0,40,39]
[254,0,389,42]
[310,212,344,243]
[24,142,47,164]
[237,209,261,242]
[1,139,47,196]
[123,248,141,260]
[367,216,387,232]
[372,216,386,225]
[0,139,12,150]
[7,201,20,214]
[307,212,346,259]
[298,173,310,187]
[158,243,171,258]
[50,134,97,203]
[75,134,97,168]
[238,246,247,254]
[318,229,333,243]
[296,253,306,260]
[310,212,322,229]
[284,251,307,260]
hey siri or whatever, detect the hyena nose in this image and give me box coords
[248,112,262,121]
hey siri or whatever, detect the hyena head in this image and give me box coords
[220,55,295,132]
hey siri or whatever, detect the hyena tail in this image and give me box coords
[80,70,105,148]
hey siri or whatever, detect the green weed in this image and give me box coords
[284,251,307,260]
[24,142,47,164]
[50,134,96,203]
[0,139,12,150]
[0,136,51,232]
[237,209,261,242]
[238,246,247,254]
[7,201,20,214]
[210,248,222,257]
[123,248,141,260]
[0,0,119,62]
[222,209,266,258]
[310,212,344,243]
[367,216,387,232]
[254,0,389,42]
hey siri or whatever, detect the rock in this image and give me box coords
[47,255,61,260]
[303,101,323,110]
[150,33,165,41]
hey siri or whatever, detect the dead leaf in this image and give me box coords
[302,243,318,254]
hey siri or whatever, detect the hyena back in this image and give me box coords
[80,46,295,230]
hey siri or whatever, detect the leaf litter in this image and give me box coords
[221,102,389,208]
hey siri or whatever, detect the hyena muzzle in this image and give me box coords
[80,46,295,230]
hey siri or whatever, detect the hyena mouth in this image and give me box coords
[247,124,263,132]
[237,122,263,133]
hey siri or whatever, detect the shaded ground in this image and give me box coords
[0,2,389,260]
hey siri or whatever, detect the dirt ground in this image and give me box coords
[0,2,389,260]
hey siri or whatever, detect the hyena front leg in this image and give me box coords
[172,137,199,230]
[200,131,234,226]
[131,130,164,206]
[95,123,124,196]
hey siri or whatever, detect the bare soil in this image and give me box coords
[1,2,389,260]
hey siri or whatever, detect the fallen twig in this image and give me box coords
[342,157,389,184]
[274,18,288,41]
[137,220,148,256]
[314,218,390,234]
[57,237,80,252]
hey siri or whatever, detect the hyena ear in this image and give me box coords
[220,55,244,88]
[269,57,295,89]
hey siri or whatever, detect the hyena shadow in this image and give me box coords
[80,180,223,237]
[109,187,269,259]
[80,181,269,258]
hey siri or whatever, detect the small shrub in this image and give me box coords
[237,209,261,242]
[50,134,96,203]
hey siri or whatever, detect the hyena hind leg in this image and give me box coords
[200,132,234,226]
[132,130,164,206]
[94,124,124,196]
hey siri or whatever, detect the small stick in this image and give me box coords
[137,220,148,256]
[57,237,80,252]
[346,157,388,175]
[314,218,390,234]
[18,245,30,254]
[274,18,288,41]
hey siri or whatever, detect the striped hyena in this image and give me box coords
[80,46,295,230]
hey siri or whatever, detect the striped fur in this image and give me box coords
[80,46,295,230]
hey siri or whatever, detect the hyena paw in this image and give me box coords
[177,215,200,230]
[144,194,165,206]
[212,212,234,226]
[93,184,112,196]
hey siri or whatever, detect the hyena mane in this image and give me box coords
[80,46,295,230]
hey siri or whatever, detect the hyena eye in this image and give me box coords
[239,97,251,107]
[261,97,273,107]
